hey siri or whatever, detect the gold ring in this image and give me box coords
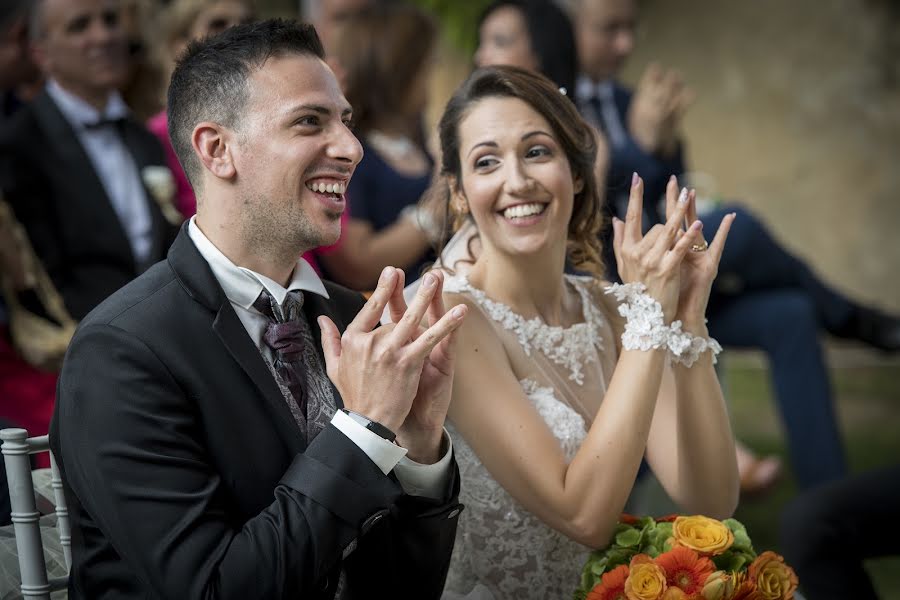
[690,239,709,252]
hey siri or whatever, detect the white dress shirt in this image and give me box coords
[187,217,452,498]
[575,75,629,149]
[45,80,154,265]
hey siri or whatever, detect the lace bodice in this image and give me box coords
[441,275,618,599]
[444,276,606,384]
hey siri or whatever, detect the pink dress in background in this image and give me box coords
[147,110,196,218]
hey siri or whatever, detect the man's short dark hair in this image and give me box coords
[167,19,325,192]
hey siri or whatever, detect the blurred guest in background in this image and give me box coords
[475,0,578,100]
[300,0,372,56]
[0,0,178,321]
[573,0,900,489]
[147,0,256,218]
[119,0,168,122]
[321,3,440,290]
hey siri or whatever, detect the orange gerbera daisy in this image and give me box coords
[587,565,630,600]
[654,546,715,595]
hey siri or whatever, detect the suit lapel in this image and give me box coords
[168,227,306,454]
[32,92,138,268]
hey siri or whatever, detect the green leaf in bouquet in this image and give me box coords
[605,547,636,569]
[646,521,672,544]
[615,527,642,548]
[589,557,608,575]
[712,549,754,573]
[722,518,754,553]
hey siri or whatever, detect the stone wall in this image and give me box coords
[620,0,900,311]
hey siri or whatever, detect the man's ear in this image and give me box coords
[192,122,236,181]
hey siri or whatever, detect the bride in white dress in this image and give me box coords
[428,67,741,598]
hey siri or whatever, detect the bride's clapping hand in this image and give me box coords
[663,176,736,331]
[611,173,704,322]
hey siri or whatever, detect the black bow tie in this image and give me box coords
[84,116,127,131]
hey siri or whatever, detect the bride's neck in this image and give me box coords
[470,243,569,325]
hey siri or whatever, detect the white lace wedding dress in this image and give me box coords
[440,273,620,599]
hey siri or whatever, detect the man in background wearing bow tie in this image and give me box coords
[0,0,178,322]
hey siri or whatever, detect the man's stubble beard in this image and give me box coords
[238,191,336,259]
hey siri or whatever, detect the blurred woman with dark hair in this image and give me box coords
[319,3,441,290]
[475,0,578,97]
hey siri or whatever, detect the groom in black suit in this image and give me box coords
[0,0,178,321]
[50,18,468,600]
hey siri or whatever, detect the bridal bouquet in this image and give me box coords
[575,514,798,600]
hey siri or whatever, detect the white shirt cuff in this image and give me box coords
[393,430,453,500]
[331,410,406,475]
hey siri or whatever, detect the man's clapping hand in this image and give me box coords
[318,267,467,463]
[628,63,693,158]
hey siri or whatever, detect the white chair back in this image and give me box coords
[1,428,70,599]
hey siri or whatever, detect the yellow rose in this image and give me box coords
[748,552,799,600]
[701,571,739,600]
[672,516,734,556]
[625,555,668,600]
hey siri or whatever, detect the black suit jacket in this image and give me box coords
[50,226,462,599]
[0,90,178,320]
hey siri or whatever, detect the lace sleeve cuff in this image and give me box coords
[604,282,722,366]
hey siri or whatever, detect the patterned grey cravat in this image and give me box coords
[253,289,336,442]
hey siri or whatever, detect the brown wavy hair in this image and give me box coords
[428,65,605,276]
[331,3,437,137]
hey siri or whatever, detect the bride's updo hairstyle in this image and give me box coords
[430,65,605,276]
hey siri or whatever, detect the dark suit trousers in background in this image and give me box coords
[780,464,900,599]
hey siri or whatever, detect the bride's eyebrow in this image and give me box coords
[521,130,552,141]
[467,141,498,158]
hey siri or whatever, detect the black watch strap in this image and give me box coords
[340,409,397,442]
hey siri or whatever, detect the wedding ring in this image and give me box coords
[690,239,709,252]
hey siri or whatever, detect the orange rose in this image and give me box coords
[625,555,668,600]
[672,516,734,556]
[748,552,799,600]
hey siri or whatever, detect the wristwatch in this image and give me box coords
[340,409,397,442]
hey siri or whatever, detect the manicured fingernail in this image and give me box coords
[452,306,466,319]
[317,316,325,328]
[690,220,703,230]
[631,172,639,187]
[381,266,394,281]
[678,187,688,203]
[669,174,677,184]
[422,274,436,288]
